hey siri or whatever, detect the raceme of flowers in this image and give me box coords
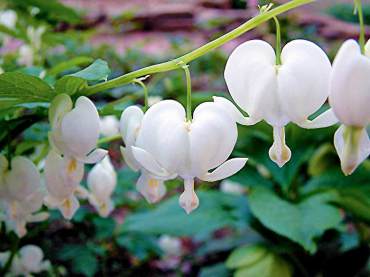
[0,37,369,237]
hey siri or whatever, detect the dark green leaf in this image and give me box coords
[248,187,342,253]
[55,75,86,95]
[226,245,268,269]
[49,56,94,76]
[121,191,250,240]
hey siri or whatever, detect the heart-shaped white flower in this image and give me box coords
[87,156,117,217]
[120,105,168,203]
[329,39,370,175]
[131,99,247,214]
[0,156,47,237]
[224,39,336,167]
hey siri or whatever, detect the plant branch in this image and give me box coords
[81,0,314,96]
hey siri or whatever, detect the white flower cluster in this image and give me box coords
[1,37,369,235]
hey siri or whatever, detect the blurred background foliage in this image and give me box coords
[0,0,369,276]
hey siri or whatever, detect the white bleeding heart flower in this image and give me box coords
[44,150,88,220]
[329,39,370,175]
[158,235,182,257]
[224,39,336,167]
[0,10,17,29]
[120,106,168,203]
[87,156,117,217]
[0,155,48,237]
[3,245,50,276]
[49,94,107,165]
[131,99,247,214]
[100,115,120,137]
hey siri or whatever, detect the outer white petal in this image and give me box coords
[329,40,370,127]
[297,108,338,129]
[80,148,108,164]
[131,147,170,177]
[60,195,79,220]
[120,146,140,171]
[87,156,116,202]
[188,103,237,178]
[136,173,166,203]
[44,151,81,200]
[334,125,370,175]
[48,94,73,129]
[120,105,144,146]
[61,96,100,159]
[201,158,247,182]
[5,157,41,201]
[278,40,332,123]
[136,100,189,175]
[212,96,260,125]
[268,126,292,167]
[0,10,17,29]
[225,40,288,126]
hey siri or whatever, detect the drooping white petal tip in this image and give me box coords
[179,179,199,214]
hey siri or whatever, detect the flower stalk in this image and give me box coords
[80,0,315,96]
[355,0,366,54]
[273,16,282,65]
[181,64,192,121]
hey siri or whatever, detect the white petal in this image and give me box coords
[120,146,141,171]
[201,158,247,182]
[28,212,49,223]
[80,148,107,164]
[19,245,44,273]
[278,40,332,123]
[268,126,292,167]
[329,40,370,127]
[297,108,338,129]
[131,146,171,177]
[5,157,41,201]
[119,105,144,146]
[212,96,260,125]
[87,156,116,201]
[136,173,166,203]
[179,179,199,214]
[61,96,100,158]
[224,40,288,126]
[334,125,370,175]
[135,100,189,175]
[44,151,81,200]
[189,102,237,178]
[48,94,73,129]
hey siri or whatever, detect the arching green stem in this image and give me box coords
[133,79,149,111]
[355,0,366,54]
[273,16,282,65]
[181,64,192,121]
[80,0,314,96]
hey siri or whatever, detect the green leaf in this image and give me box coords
[226,245,267,269]
[234,252,291,277]
[121,191,250,240]
[248,187,342,253]
[58,244,98,277]
[69,59,110,82]
[55,76,86,95]
[199,263,230,277]
[49,56,94,76]
[93,217,116,240]
[0,72,54,102]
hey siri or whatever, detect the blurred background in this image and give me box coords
[0,0,370,276]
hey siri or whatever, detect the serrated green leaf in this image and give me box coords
[226,245,267,269]
[0,72,54,102]
[69,59,110,82]
[248,187,342,253]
